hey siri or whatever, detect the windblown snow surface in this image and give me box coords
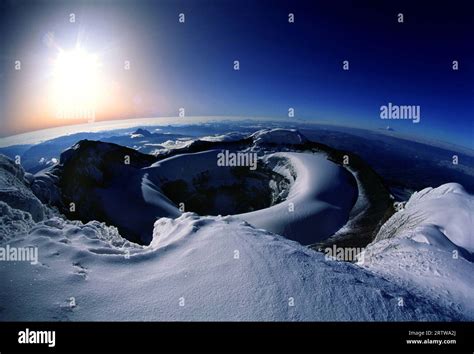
[144,150,356,244]
[358,183,474,319]
[0,129,472,321]
[238,152,356,244]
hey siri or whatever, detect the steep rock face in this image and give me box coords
[54,140,157,204]
[32,140,161,244]
[58,139,158,178]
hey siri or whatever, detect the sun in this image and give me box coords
[51,46,103,121]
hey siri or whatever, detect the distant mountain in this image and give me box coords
[130,128,153,137]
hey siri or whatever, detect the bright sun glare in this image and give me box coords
[51,46,103,121]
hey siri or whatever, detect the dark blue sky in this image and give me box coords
[1,0,473,148]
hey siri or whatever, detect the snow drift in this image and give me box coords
[359,183,474,319]
[238,152,357,244]
[0,210,459,321]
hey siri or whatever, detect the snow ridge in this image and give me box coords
[360,183,474,319]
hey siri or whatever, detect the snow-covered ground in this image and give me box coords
[359,183,474,319]
[238,152,356,244]
[0,211,459,321]
[0,129,472,321]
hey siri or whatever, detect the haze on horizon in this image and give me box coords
[0,0,472,149]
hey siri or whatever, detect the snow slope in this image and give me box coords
[0,211,457,321]
[238,152,357,245]
[359,183,474,319]
[145,149,357,244]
